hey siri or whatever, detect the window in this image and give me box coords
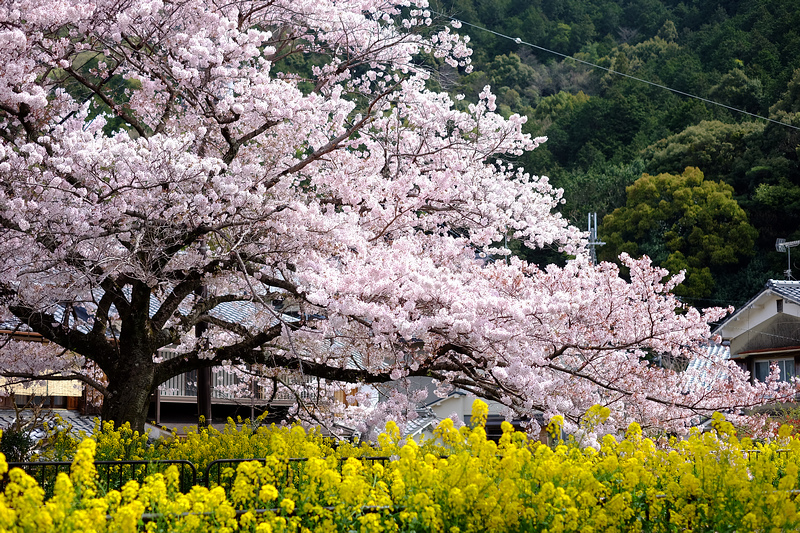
[14,394,29,407]
[754,358,796,382]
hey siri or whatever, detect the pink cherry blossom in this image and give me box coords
[0,0,787,435]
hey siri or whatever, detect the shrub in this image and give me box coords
[0,429,34,463]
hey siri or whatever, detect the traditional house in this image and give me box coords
[711,280,800,384]
[0,330,86,411]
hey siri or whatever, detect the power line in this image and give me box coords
[436,13,800,132]
[711,324,800,345]
[678,295,756,306]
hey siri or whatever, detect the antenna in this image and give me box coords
[776,238,800,279]
[588,213,605,266]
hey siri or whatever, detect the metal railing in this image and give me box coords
[1,455,398,497]
[2,449,796,509]
[3,460,197,497]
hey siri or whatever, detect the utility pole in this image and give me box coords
[587,213,605,266]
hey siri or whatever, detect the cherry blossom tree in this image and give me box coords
[0,0,788,434]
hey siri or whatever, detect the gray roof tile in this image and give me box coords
[766,280,800,303]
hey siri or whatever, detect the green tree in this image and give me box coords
[765,67,800,156]
[657,20,678,42]
[553,159,645,226]
[532,90,590,126]
[751,68,800,248]
[599,167,757,298]
[544,91,649,168]
[708,68,765,115]
[641,119,765,188]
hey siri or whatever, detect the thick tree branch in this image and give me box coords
[7,304,115,365]
[221,119,281,166]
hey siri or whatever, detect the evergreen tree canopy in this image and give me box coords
[600,167,757,298]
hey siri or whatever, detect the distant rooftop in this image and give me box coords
[765,279,800,302]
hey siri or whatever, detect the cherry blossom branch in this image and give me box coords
[278,82,400,177]
[63,65,149,139]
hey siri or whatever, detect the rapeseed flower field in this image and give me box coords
[1,401,799,532]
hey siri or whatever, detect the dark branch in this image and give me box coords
[63,65,149,138]
[278,83,399,178]
[7,304,115,366]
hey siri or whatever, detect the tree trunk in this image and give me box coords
[101,366,157,434]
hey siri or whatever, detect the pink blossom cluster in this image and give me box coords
[0,0,788,435]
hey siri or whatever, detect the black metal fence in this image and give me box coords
[3,459,197,497]
[2,449,793,523]
[1,455,398,497]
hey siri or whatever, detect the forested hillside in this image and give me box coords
[435,0,800,308]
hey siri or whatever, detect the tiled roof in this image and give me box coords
[684,342,731,390]
[0,317,28,332]
[0,409,97,437]
[712,279,800,336]
[404,408,442,437]
[766,280,800,303]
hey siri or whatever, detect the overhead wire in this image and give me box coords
[429,12,800,355]
[433,12,800,132]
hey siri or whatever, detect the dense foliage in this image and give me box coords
[437,0,800,306]
[600,167,757,299]
[3,402,800,532]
